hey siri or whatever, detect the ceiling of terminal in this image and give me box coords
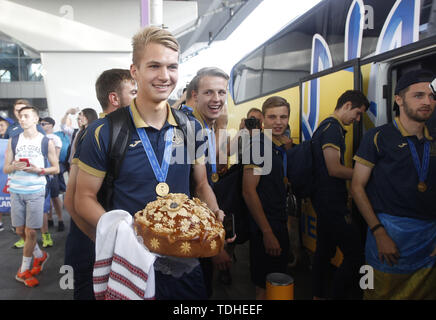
[1,0,262,60]
[174,0,263,60]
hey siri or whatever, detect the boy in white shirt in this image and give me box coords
[3,106,59,287]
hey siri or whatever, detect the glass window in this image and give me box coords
[262,31,313,94]
[232,47,263,103]
[231,0,436,104]
[0,33,42,82]
[419,0,436,40]
[0,70,11,82]
[19,58,43,81]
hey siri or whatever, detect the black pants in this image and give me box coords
[199,257,213,298]
[249,221,290,289]
[311,212,364,299]
[64,220,95,300]
[155,264,208,300]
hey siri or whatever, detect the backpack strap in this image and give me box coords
[171,107,197,166]
[107,107,134,180]
[97,106,196,210]
[41,136,50,168]
[170,107,195,145]
[97,106,134,211]
[11,134,19,158]
[41,136,49,158]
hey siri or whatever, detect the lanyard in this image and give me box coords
[393,119,430,185]
[203,121,217,174]
[273,144,287,178]
[407,138,430,184]
[129,107,174,183]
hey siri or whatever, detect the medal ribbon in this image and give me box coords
[203,121,217,175]
[129,107,174,183]
[407,138,430,185]
[393,119,430,185]
[273,144,287,178]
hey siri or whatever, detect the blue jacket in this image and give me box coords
[4,122,46,139]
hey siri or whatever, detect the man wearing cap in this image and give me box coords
[0,116,11,139]
[351,69,436,299]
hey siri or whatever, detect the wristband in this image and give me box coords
[370,223,384,234]
[39,168,46,176]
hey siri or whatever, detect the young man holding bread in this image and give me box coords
[74,26,225,299]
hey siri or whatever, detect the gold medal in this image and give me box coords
[156,182,169,196]
[417,182,427,192]
[211,173,219,183]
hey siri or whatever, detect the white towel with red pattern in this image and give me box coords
[93,210,156,300]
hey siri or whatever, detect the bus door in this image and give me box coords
[299,60,362,266]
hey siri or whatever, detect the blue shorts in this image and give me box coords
[48,175,60,198]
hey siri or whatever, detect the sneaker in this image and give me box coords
[48,219,54,228]
[13,238,25,249]
[42,233,53,248]
[0,222,4,232]
[58,221,64,232]
[16,269,39,287]
[30,251,49,276]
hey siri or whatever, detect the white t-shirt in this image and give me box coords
[9,132,47,194]
[46,133,62,149]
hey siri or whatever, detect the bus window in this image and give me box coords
[420,0,436,39]
[232,46,263,103]
[230,0,436,105]
[262,32,311,94]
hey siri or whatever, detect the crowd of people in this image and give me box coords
[1,25,435,300]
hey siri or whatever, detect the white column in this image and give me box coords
[150,0,163,27]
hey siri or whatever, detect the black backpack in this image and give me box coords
[286,118,336,199]
[212,163,250,244]
[97,106,195,211]
[212,134,259,245]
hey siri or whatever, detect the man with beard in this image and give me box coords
[351,69,436,299]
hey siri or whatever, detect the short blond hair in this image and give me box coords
[132,26,179,66]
